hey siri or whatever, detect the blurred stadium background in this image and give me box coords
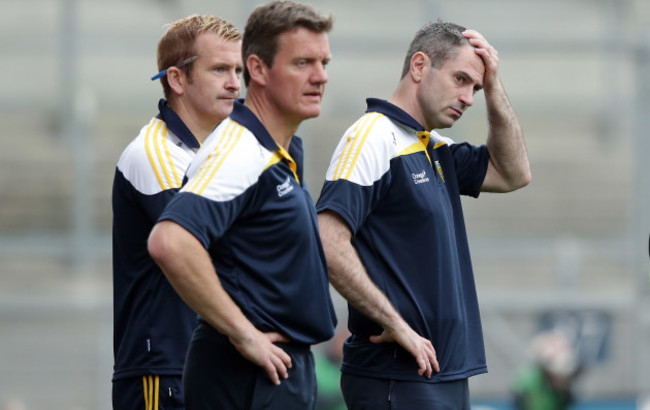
[1,0,649,408]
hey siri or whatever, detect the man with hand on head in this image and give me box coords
[148,2,336,409]
[317,21,531,409]
[112,14,242,410]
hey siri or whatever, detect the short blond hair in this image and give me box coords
[156,15,241,99]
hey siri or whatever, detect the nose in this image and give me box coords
[311,62,328,85]
[226,70,241,92]
[459,87,473,107]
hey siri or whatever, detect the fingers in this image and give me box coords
[266,331,291,344]
[261,344,293,385]
[264,361,282,386]
[462,29,490,49]
[462,30,497,57]
[427,342,440,374]
[462,29,499,87]
[415,340,438,378]
[415,352,431,378]
[372,328,440,379]
[369,332,393,344]
[265,334,293,385]
[273,343,293,370]
[233,330,294,385]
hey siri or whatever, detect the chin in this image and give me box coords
[211,110,231,124]
[435,119,455,130]
[298,108,321,121]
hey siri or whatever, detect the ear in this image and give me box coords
[246,54,268,86]
[409,52,429,83]
[166,66,186,96]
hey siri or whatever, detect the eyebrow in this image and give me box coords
[294,55,332,63]
[212,62,243,69]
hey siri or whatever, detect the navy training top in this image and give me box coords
[112,99,199,380]
[158,100,337,345]
[316,98,489,382]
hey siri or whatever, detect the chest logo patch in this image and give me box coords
[276,177,294,197]
[412,170,430,185]
[434,160,445,183]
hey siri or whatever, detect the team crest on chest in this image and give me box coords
[434,160,445,183]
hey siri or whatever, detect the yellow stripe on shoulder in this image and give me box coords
[333,116,368,180]
[398,141,432,165]
[397,142,427,157]
[342,113,383,180]
[143,118,182,190]
[152,122,176,189]
[333,113,374,180]
[162,126,181,188]
[185,120,237,193]
[434,141,448,149]
[333,113,383,181]
[186,120,245,195]
[144,119,167,190]
[265,151,283,170]
[265,147,300,183]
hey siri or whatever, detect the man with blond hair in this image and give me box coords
[112,14,241,409]
[148,2,337,409]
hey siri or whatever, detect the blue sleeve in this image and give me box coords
[449,142,489,197]
[158,190,251,249]
[316,174,390,235]
[141,188,178,222]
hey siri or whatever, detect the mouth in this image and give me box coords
[219,93,239,101]
[448,107,463,118]
[303,93,322,103]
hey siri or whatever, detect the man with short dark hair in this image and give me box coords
[148,2,337,409]
[317,21,531,409]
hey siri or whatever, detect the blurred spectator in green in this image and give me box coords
[512,330,580,410]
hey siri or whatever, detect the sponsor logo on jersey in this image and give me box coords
[412,170,430,185]
[276,177,294,197]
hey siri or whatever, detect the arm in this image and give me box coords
[318,211,439,378]
[464,29,531,193]
[148,220,292,385]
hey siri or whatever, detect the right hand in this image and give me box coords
[369,324,439,378]
[230,330,293,385]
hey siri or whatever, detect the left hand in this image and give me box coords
[462,29,499,90]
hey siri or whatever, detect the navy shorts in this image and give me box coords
[183,321,317,410]
[341,373,470,410]
[112,374,185,410]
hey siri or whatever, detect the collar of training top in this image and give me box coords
[230,99,301,160]
[156,99,201,149]
[365,98,425,132]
